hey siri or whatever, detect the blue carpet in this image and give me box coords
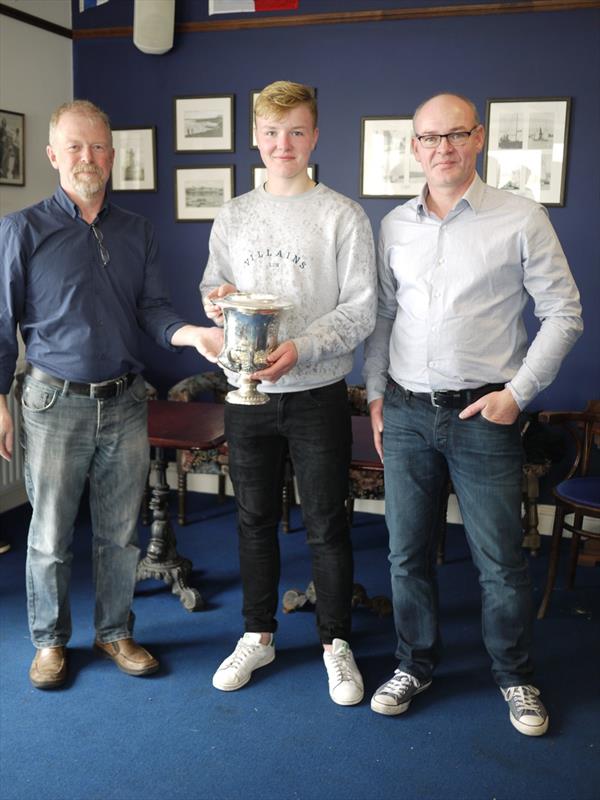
[1,493,599,800]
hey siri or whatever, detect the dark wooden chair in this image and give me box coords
[165,371,231,526]
[536,400,600,619]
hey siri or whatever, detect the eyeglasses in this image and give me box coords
[91,224,110,267]
[415,125,480,149]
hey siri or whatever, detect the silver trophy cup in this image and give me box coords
[215,292,292,405]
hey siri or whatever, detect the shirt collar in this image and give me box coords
[416,172,485,220]
[53,184,110,222]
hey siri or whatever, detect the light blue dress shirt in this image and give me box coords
[364,174,583,409]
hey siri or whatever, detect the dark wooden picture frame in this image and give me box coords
[0,109,25,186]
[483,97,571,207]
[360,116,424,198]
[175,165,234,221]
[111,127,157,192]
[174,95,235,153]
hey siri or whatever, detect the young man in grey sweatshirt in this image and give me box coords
[201,80,376,706]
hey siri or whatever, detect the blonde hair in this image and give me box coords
[254,81,317,128]
[412,93,480,134]
[49,100,112,145]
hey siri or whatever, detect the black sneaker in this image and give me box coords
[501,685,549,736]
[371,669,431,716]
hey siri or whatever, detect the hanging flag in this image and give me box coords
[79,0,109,11]
[209,1,299,15]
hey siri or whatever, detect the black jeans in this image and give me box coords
[225,380,353,644]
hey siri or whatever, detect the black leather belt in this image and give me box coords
[388,377,505,410]
[25,364,136,399]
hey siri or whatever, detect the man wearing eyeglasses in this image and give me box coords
[0,100,223,690]
[363,93,582,735]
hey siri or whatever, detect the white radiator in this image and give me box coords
[0,386,27,512]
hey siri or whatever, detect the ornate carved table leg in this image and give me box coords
[136,447,203,611]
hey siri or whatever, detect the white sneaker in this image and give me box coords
[212,632,275,691]
[323,638,364,706]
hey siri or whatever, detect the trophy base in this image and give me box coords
[225,376,270,406]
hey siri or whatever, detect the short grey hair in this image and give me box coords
[49,100,112,145]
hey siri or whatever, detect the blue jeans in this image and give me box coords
[225,380,353,644]
[21,373,150,648]
[382,381,534,687]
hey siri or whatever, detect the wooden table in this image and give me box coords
[136,400,225,612]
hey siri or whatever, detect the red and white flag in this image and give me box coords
[209,0,298,15]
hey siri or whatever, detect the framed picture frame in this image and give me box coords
[251,163,317,189]
[483,97,571,207]
[0,109,25,186]
[111,127,157,192]
[174,95,234,153]
[175,166,234,222]
[249,90,261,149]
[360,116,425,198]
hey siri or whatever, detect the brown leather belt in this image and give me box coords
[388,377,505,410]
[25,364,137,399]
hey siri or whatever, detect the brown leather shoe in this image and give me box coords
[29,646,67,689]
[94,638,159,676]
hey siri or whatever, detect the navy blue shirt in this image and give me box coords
[0,186,187,393]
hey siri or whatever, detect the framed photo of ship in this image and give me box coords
[360,116,425,198]
[174,95,234,153]
[175,166,234,221]
[483,98,571,207]
[111,127,156,192]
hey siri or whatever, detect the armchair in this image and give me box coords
[536,400,600,619]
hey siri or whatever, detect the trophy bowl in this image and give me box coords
[214,292,293,405]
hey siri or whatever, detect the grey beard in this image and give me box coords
[71,171,105,200]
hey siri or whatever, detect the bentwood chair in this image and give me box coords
[536,401,600,619]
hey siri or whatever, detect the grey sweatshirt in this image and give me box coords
[200,182,377,392]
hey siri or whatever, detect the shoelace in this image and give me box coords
[227,641,261,668]
[503,685,542,714]
[384,671,420,694]
[327,648,354,683]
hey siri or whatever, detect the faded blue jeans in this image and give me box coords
[225,380,353,644]
[382,381,534,688]
[21,373,149,648]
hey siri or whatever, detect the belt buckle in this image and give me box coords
[89,377,122,399]
[430,392,442,408]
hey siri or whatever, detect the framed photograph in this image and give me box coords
[111,127,156,192]
[249,90,261,149]
[360,116,425,198]
[483,97,571,207]
[251,163,317,189]
[0,110,25,186]
[175,166,234,222]
[174,95,234,153]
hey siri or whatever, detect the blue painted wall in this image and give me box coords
[71,0,599,408]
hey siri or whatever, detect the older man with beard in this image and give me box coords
[0,100,222,689]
